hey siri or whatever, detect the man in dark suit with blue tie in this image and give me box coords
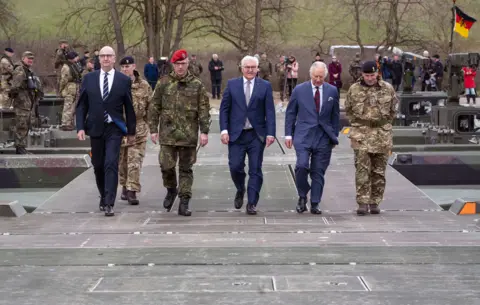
[285,61,340,214]
[219,55,276,215]
[76,46,136,216]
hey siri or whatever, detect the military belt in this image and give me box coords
[354,119,389,128]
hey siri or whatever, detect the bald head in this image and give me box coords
[99,46,116,71]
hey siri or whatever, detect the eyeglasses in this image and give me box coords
[243,66,257,70]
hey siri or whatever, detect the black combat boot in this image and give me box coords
[369,204,380,214]
[121,186,128,200]
[163,188,178,211]
[357,204,368,216]
[127,191,139,205]
[178,198,192,216]
[15,146,29,154]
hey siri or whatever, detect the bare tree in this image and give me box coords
[196,0,294,55]
[0,0,18,44]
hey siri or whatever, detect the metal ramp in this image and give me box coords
[0,115,479,305]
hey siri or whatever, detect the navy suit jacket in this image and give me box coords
[219,77,276,143]
[76,70,136,137]
[285,81,340,148]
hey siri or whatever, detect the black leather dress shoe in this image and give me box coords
[310,203,322,214]
[99,197,105,211]
[296,197,307,213]
[234,190,245,209]
[246,203,257,215]
[104,205,114,217]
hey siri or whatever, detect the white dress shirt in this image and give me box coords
[221,77,273,139]
[285,82,323,140]
[100,69,114,123]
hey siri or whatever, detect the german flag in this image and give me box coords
[454,6,476,38]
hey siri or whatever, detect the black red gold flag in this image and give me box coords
[454,6,476,38]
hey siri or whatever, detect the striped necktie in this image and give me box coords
[103,72,109,122]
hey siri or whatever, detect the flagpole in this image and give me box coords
[449,0,456,54]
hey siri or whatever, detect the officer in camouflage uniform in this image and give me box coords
[118,56,152,205]
[149,49,211,216]
[59,51,82,131]
[188,54,203,77]
[258,52,273,81]
[345,61,398,216]
[349,53,363,83]
[10,51,38,154]
[0,47,15,108]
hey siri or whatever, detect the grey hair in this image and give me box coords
[310,61,328,77]
[241,55,259,67]
[212,53,218,59]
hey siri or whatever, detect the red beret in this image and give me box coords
[171,49,188,63]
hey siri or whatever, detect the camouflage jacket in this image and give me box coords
[59,62,82,95]
[122,73,152,146]
[54,48,69,69]
[148,70,211,147]
[188,61,203,77]
[258,59,272,77]
[345,78,398,153]
[275,62,285,78]
[349,60,362,81]
[81,68,94,78]
[0,55,14,91]
[10,63,37,111]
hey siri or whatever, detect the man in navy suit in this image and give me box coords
[285,61,340,214]
[219,55,276,215]
[76,46,136,216]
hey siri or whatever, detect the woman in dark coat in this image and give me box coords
[328,55,342,96]
[208,54,224,99]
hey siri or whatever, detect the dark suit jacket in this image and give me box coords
[76,69,136,137]
[285,81,340,148]
[219,77,276,143]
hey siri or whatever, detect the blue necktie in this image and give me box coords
[103,72,109,122]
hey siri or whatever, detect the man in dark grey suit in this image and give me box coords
[285,61,340,214]
[76,46,136,216]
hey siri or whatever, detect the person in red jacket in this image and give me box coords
[463,64,477,105]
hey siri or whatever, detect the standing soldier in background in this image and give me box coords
[59,52,82,131]
[54,40,71,94]
[258,52,273,81]
[349,53,363,83]
[0,47,15,108]
[118,56,152,205]
[188,54,203,78]
[149,49,211,216]
[10,51,37,155]
[275,55,286,101]
[345,61,398,216]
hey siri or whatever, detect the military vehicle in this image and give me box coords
[390,52,480,185]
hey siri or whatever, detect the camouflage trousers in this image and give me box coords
[14,108,32,148]
[354,150,389,206]
[61,93,76,127]
[119,141,147,192]
[159,145,197,199]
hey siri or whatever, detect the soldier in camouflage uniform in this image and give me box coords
[54,40,71,94]
[59,52,82,131]
[149,49,211,216]
[0,48,15,109]
[345,61,398,216]
[118,56,152,205]
[275,55,286,101]
[349,53,363,84]
[10,52,38,154]
[188,54,203,77]
[258,52,273,81]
